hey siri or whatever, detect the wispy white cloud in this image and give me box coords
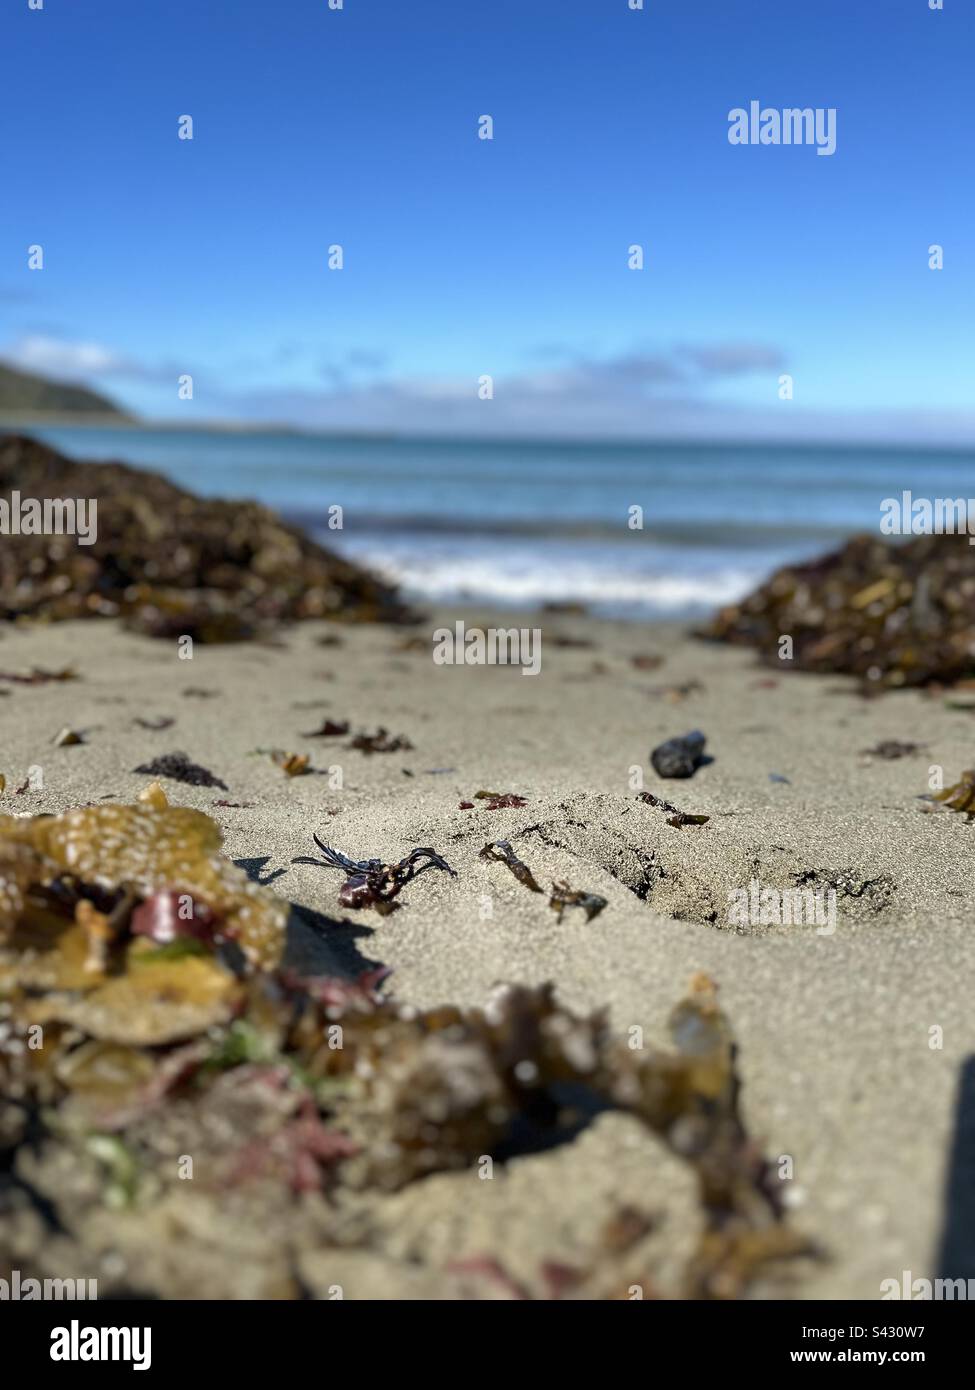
[8,334,130,378]
[4,333,972,445]
[1,334,186,386]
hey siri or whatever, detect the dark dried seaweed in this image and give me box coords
[0,434,413,639]
[294,836,456,910]
[637,790,709,828]
[549,880,607,923]
[348,728,413,754]
[479,839,544,893]
[301,719,349,737]
[701,531,975,688]
[132,751,228,790]
[861,739,924,759]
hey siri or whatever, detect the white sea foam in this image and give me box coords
[339,543,760,617]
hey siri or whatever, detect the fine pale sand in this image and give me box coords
[2,608,973,1299]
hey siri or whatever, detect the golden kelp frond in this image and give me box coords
[0,803,287,970]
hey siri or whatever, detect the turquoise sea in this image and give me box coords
[19,424,975,618]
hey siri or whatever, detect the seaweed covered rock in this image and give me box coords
[701,532,975,687]
[0,433,412,640]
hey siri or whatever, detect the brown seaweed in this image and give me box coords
[301,719,349,738]
[294,837,457,910]
[927,769,975,819]
[347,728,413,754]
[0,801,811,1300]
[479,839,544,893]
[701,530,975,688]
[637,790,709,828]
[549,880,607,923]
[0,665,78,685]
[473,790,528,809]
[132,751,228,790]
[861,739,924,759]
[52,726,85,747]
[0,433,413,639]
[0,803,286,972]
[270,751,310,778]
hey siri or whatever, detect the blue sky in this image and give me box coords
[1,0,971,441]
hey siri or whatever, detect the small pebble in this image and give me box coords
[650,730,707,779]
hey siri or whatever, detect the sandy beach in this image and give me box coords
[3,607,972,1299]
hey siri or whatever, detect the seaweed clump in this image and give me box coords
[700,531,975,688]
[0,803,286,982]
[0,433,413,640]
[0,806,810,1300]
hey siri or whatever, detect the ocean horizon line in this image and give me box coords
[3,416,975,458]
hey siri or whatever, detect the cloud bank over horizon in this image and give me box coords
[2,331,973,448]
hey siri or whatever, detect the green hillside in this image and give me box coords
[0,361,128,417]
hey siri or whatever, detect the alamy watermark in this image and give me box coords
[433,620,541,676]
[0,492,97,544]
[728,878,836,935]
[1,1269,97,1300]
[880,491,975,543]
[881,1271,975,1300]
[50,1319,151,1370]
[728,102,836,156]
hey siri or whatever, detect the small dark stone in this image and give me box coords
[650,730,707,779]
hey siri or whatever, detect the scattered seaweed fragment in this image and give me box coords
[132,750,228,790]
[647,680,704,703]
[271,751,310,778]
[294,836,456,911]
[0,665,78,685]
[861,739,924,760]
[925,769,975,819]
[549,880,607,923]
[650,730,708,779]
[348,728,413,754]
[473,790,528,809]
[52,726,85,747]
[636,790,709,827]
[637,790,680,813]
[479,839,544,893]
[137,781,169,810]
[302,719,350,738]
